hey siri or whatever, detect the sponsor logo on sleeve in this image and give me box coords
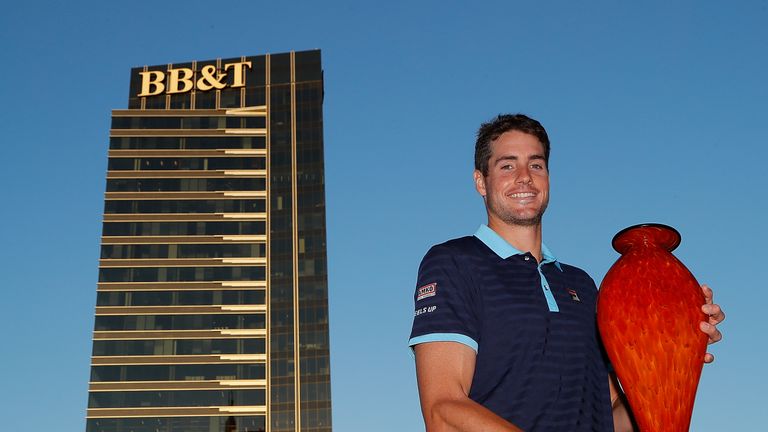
[416,283,437,301]
[414,305,437,317]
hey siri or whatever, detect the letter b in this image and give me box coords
[167,68,194,94]
[138,71,166,97]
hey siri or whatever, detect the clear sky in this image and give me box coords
[1,1,766,430]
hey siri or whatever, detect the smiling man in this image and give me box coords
[408,114,724,431]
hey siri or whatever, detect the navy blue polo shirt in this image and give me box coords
[409,225,613,431]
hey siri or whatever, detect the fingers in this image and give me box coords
[700,321,723,344]
[702,303,725,324]
[699,284,723,364]
[700,284,714,304]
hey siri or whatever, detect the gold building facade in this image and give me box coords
[86,50,331,432]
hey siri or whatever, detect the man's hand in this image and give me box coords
[699,284,725,363]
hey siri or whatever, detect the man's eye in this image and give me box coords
[501,164,513,170]
[531,163,543,170]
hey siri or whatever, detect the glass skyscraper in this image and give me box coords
[86,50,331,432]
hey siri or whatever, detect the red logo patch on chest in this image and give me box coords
[567,288,581,302]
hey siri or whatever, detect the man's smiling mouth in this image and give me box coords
[508,192,536,198]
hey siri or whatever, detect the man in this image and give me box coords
[408,114,724,431]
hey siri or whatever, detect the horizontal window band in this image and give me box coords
[97,288,265,299]
[223,107,268,116]
[101,236,266,245]
[85,415,267,431]
[91,353,267,365]
[110,129,267,137]
[108,154,266,161]
[88,388,265,409]
[105,192,266,200]
[89,362,266,384]
[91,337,265,357]
[103,213,266,222]
[108,149,267,157]
[97,281,267,291]
[112,107,267,117]
[98,266,266,283]
[95,305,267,315]
[93,329,267,340]
[89,379,267,392]
[99,258,266,268]
[109,134,266,152]
[107,170,266,179]
[87,405,266,418]
[100,244,266,261]
[96,290,265,308]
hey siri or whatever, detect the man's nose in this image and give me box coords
[516,165,532,184]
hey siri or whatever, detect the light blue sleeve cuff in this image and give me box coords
[408,333,479,354]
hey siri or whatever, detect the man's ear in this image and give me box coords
[473,170,487,197]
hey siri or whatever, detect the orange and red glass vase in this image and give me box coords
[597,224,708,431]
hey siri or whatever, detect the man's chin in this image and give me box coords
[506,208,546,227]
[493,211,542,227]
[508,216,542,227]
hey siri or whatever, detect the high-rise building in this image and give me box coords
[85,50,331,432]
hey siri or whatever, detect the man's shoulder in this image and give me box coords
[424,235,483,258]
[554,261,597,286]
[417,235,486,269]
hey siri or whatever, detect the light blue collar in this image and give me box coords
[474,224,562,271]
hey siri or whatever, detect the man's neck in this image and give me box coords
[487,219,543,262]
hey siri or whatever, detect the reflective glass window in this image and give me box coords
[93,338,265,356]
[88,389,265,408]
[102,221,265,236]
[169,92,191,109]
[108,157,265,171]
[101,244,266,259]
[225,117,266,129]
[220,87,241,108]
[94,313,265,331]
[86,416,266,432]
[295,50,322,82]
[144,94,166,109]
[106,177,265,193]
[98,266,266,282]
[270,53,291,84]
[245,55,266,88]
[90,363,265,382]
[104,199,265,214]
[109,136,266,150]
[97,290,265,306]
[245,86,266,107]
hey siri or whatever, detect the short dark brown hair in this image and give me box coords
[475,114,550,175]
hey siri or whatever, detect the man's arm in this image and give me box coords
[608,373,636,432]
[415,342,524,432]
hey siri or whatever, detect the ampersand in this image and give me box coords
[196,65,227,91]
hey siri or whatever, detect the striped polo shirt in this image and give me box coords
[409,225,614,431]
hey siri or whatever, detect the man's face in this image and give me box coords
[473,130,550,227]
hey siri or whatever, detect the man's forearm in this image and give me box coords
[425,397,524,432]
[611,392,636,432]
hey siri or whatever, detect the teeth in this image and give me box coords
[509,193,535,198]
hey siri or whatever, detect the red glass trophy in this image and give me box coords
[597,224,708,431]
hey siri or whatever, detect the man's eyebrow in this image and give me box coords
[493,155,518,165]
[493,154,546,165]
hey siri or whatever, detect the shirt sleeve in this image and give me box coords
[408,244,481,352]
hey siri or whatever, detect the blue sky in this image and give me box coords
[1,1,766,430]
